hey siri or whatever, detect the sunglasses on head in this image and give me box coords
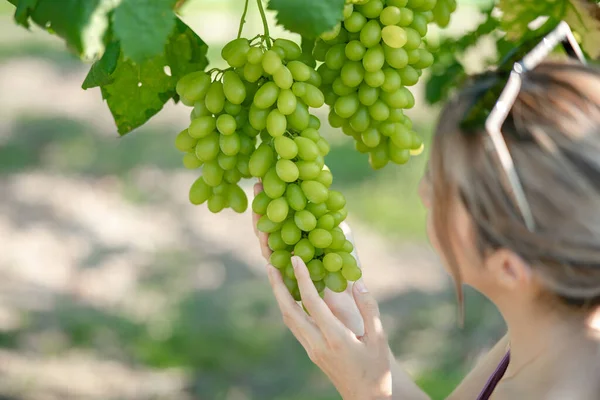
[460,21,586,232]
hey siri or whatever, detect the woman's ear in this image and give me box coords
[484,248,532,291]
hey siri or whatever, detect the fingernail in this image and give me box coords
[291,256,302,270]
[355,279,368,293]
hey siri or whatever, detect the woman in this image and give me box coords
[252,32,600,399]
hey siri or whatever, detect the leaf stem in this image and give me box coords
[237,0,250,39]
[256,0,271,48]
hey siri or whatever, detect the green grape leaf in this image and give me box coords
[13,0,39,28]
[25,0,118,61]
[565,0,600,58]
[425,60,465,104]
[90,18,207,134]
[82,41,121,89]
[113,0,177,64]
[267,0,345,38]
[498,0,567,41]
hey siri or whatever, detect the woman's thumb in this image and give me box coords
[352,279,384,342]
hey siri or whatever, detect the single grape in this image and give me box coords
[307,259,327,281]
[216,114,236,135]
[301,180,329,204]
[382,26,408,49]
[175,129,198,151]
[325,271,347,293]
[252,191,271,215]
[297,160,321,180]
[276,159,300,182]
[308,228,333,248]
[294,239,315,263]
[345,40,367,61]
[257,214,283,233]
[254,82,280,109]
[189,177,212,205]
[219,132,241,156]
[262,50,283,75]
[267,109,287,137]
[273,66,294,90]
[205,81,225,114]
[278,89,297,115]
[286,183,307,211]
[294,209,317,231]
[249,143,275,178]
[189,116,216,139]
[341,263,362,281]
[267,197,289,223]
[271,250,292,269]
[263,167,287,198]
[195,133,220,162]
[222,70,246,105]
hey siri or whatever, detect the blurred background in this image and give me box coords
[0,1,505,399]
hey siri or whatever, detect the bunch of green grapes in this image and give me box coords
[313,0,436,169]
[431,0,456,28]
[176,36,362,300]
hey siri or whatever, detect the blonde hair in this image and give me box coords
[430,60,600,312]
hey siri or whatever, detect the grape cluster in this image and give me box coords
[175,36,361,300]
[313,0,435,169]
[432,0,456,28]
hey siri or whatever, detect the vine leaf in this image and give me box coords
[13,0,39,28]
[565,0,600,58]
[498,0,567,41]
[267,0,345,38]
[113,0,177,64]
[84,19,208,135]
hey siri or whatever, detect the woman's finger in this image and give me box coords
[266,264,321,345]
[292,256,350,339]
[352,279,386,346]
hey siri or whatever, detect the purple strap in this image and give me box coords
[476,350,510,400]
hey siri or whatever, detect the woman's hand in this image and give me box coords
[268,256,393,400]
[252,183,364,337]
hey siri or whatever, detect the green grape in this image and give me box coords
[257,214,283,233]
[224,101,242,116]
[404,28,421,50]
[359,20,382,48]
[254,81,280,109]
[274,136,298,159]
[384,45,409,69]
[286,183,307,211]
[309,114,321,129]
[369,142,389,169]
[175,129,197,151]
[222,70,246,105]
[316,169,333,187]
[388,0,408,7]
[239,135,255,155]
[287,101,310,131]
[189,177,212,205]
[325,44,348,71]
[236,155,251,177]
[216,114,236,135]
[332,208,348,226]
[389,142,410,164]
[267,197,289,223]
[361,127,382,148]
[380,6,401,25]
[297,160,321,180]
[362,45,385,72]
[273,66,294,90]
[243,62,264,83]
[382,26,407,49]
[339,251,357,267]
[247,46,264,64]
[303,84,325,108]
[262,50,283,75]
[342,263,362,281]
[413,49,434,69]
[195,133,220,162]
[410,12,428,36]
[317,214,335,230]
[252,191,271,214]
[183,152,203,169]
[249,143,275,178]
[228,184,248,213]
[332,77,355,96]
[381,87,412,108]
[294,238,315,263]
[207,194,228,213]
[399,66,419,86]
[308,228,333,248]
[382,68,402,92]
[306,202,328,219]
[249,104,269,131]
[268,230,288,251]
[340,61,364,88]
[271,250,292,269]
[307,259,327,281]
[301,128,321,142]
[398,7,414,26]
[263,167,287,198]
[205,81,225,114]
[294,209,317,231]
[267,109,287,137]
[176,71,211,102]
[317,139,330,157]
[295,137,320,161]
[287,61,312,82]
[320,22,342,42]
[222,38,250,67]
[334,94,360,119]
[350,106,371,132]
[342,240,354,253]
[343,3,354,18]
[301,180,329,204]
[364,69,385,87]
[281,218,302,245]
[192,101,211,118]
[345,40,367,61]
[357,0,384,18]
[276,159,300,182]
[220,132,241,156]
[277,89,297,115]
[326,190,346,211]
[274,38,302,60]
[203,160,224,187]
[369,100,390,121]
[189,116,216,139]
[224,168,242,184]
[318,64,338,85]
[325,271,347,293]
[330,227,346,249]
[292,82,307,97]
[328,110,345,128]
[323,253,343,272]
[344,11,367,33]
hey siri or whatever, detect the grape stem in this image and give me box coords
[256,0,271,49]
[237,0,250,39]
